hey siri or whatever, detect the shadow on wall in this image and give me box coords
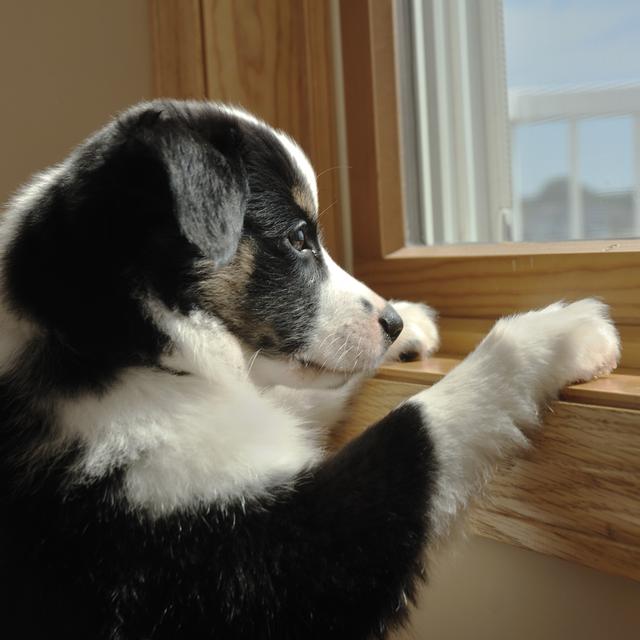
[0,0,152,205]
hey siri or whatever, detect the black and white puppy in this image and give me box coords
[0,100,619,639]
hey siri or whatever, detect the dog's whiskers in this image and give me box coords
[317,199,337,220]
[334,345,355,368]
[351,337,364,374]
[334,338,350,356]
[245,349,262,378]
[322,337,350,370]
[319,335,343,363]
[320,337,348,370]
[333,338,350,359]
[317,332,339,353]
[315,164,351,180]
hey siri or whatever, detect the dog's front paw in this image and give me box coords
[550,298,620,383]
[490,298,620,389]
[384,301,439,363]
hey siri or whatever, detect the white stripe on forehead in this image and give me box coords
[219,105,319,214]
[272,131,318,213]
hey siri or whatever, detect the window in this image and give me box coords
[339,0,640,375]
[397,0,640,246]
[149,0,639,381]
[337,1,640,579]
[397,0,511,245]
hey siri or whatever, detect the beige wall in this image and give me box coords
[393,535,640,640]
[0,0,152,204]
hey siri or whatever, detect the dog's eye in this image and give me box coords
[288,224,310,252]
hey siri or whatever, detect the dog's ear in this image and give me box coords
[129,109,248,268]
[62,105,248,272]
[3,104,248,340]
[143,113,248,270]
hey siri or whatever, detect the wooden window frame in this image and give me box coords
[340,0,640,374]
[332,377,640,581]
[338,0,640,581]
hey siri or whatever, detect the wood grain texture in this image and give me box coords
[149,0,207,99]
[619,324,640,370]
[201,0,310,138]
[300,0,343,263]
[340,0,405,261]
[376,357,640,410]
[437,317,640,370]
[339,0,382,261]
[332,378,640,581]
[368,0,406,256]
[356,249,640,327]
[200,0,343,262]
[396,238,640,257]
[427,314,639,371]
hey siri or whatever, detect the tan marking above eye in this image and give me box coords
[292,185,316,218]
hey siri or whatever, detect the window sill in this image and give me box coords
[376,357,640,411]
[335,360,640,581]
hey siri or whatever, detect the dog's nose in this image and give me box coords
[378,304,403,342]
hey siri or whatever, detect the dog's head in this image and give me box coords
[2,100,402,389]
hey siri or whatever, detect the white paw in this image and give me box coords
[490,298,620,389]
[384,301,440,363]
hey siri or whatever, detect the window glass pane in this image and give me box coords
[398,0,640,246]
[504,0,640,89]
[513,121,569,242]
[504,0,640,241]
[580,117,635,239]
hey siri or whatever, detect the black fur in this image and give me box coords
[3,101,323,382]
[230,124,327,355]
[1,402,436,639]
[0,101,440,639]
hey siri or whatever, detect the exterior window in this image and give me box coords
[399,0,640,245]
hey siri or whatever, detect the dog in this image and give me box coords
[0,100,620,639]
